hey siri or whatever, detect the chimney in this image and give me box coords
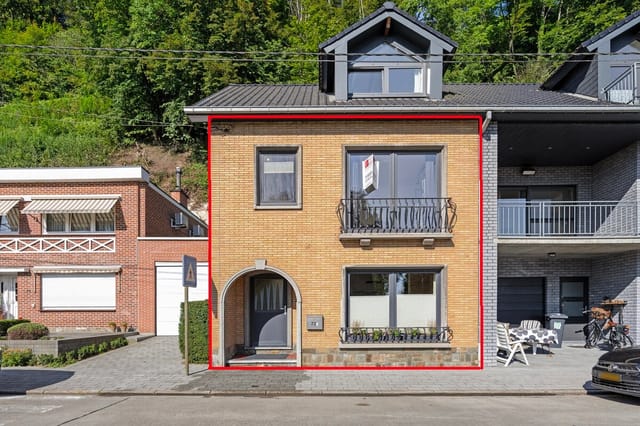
[171,167,189,206]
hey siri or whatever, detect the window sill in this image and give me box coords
[254,205,302,210]
[339,342,451,350]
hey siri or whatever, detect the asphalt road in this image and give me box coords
[0,394,638,425]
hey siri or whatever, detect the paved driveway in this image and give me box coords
[0,337,605,395]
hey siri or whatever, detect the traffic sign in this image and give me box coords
[182,255,197,288]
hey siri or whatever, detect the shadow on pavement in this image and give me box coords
[0,369,74,395]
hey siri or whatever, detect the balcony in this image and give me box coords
[498,201,638,237]
[337,198,456,243]
[0,237,115,253]
[603,62,640,105]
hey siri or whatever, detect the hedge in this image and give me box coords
[0,319,30,336]
[179,299,209,363]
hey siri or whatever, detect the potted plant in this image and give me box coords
[120,321,128,333]
[372,329,383,342]
[108,322,117,332]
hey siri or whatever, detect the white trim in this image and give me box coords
[27,194,120,200]
[154,261,207,267]
[32,265,122,274]
[0,167,149,183]
[0,267,29,273]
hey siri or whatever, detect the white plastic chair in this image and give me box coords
[496,322,529,367]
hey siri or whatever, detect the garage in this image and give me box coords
[156,262,209,335]
[497,277,545,325]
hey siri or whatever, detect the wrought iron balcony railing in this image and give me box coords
[339,326,453,344]
[498,200,639,237]
[0,237,115,253]
[337,198,456,234]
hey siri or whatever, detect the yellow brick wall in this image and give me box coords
[209,119,480,355]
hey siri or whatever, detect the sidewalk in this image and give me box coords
[0,336,606,396]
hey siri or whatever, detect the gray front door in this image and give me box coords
[250,276,287,347]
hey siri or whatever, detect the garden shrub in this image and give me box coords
[7,322,49,340]
[179,299,209,363]
[0,319,30,336]
[1,348,33,367]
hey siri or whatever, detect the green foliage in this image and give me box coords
[0,337,128,367]
[7,322,49,340]
[0,319,30,336]
[179,299,209,363]
[1,348,33,366]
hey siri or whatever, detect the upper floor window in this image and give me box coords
[0,210,19,234]
[347,150,441,199]
[256,147,301,208]
[45,212,115,234]
[348,42,427,97]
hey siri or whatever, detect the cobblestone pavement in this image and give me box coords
[0,337,605,396]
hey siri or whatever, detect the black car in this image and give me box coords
[592,346,640,397]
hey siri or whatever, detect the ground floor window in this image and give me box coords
[41,273,116,310]
[346,269,441,328]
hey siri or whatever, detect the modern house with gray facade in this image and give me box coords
[186,2,640,366]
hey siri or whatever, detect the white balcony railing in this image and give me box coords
[0,237,115,253]
[498,201,638,237]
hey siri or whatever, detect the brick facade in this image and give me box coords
[209,118,481,367]
[0,168,207,334]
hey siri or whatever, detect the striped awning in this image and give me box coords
[22,196,119,214]
[0,198,20,215]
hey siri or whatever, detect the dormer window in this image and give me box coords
[348,42,427,97]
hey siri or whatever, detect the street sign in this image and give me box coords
[182,255,197,288]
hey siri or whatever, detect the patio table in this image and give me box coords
[509,327,558,355]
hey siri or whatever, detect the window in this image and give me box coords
[45,212,115,233]
[346,269,441,329]
[348,42,427,96]
[41,273,116,310]
[256,147,301,208]
[0,209,19,233]
[344,149,443,232]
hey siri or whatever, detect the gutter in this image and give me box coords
[185,105,640,121]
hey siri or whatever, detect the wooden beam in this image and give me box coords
[384,17,391,36]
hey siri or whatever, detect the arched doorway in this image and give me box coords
[219,265,302,367]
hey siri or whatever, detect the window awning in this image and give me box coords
[0,198,20,216]
[22,195,119,214]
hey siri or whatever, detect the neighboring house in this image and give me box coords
[0,166,208,336]
[186,2,640,367]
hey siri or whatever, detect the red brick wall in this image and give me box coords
[0,179,206,333]
[136,238,208,333]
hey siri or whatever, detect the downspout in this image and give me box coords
[482,110,493,134]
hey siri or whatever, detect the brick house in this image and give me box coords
[186,2,640,367]
[0,166,208,335]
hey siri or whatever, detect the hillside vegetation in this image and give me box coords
[1,0,639,207]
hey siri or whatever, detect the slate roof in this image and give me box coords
[581,9,640,49]
[187,83,618,113]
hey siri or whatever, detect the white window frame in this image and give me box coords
[44,212,115,234]
[255,146,302,209]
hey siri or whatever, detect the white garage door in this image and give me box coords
[156,262,209,336]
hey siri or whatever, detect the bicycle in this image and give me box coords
[581,307,634,349]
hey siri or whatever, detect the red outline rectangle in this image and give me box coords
[207,113,484,371]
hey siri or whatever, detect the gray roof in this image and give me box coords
[185,83,630,117]
[581,9,640,49]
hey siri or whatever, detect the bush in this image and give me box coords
[1,348,33,367]
[0,319,30,336]
[109,337,127,350]
[179,299,209,363]
[7,322,49,340]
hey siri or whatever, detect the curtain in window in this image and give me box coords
[46,214,66,232]
[95,212,114,232]
[70,213,92,232]
[259,152,296,204]
[254,278,283,312]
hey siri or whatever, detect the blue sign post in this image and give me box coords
[182,255,197,375]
